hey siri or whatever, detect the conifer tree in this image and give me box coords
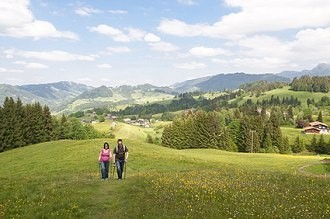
[292,136,305,153]
[238,116,252,152]
[317,111,323,122]
[2,97,16,150]
[280,136,291,154]
[308,135,318,152]
[0,106,4,152]
[269,108,282,149]
[316,134,326,154]
[263,133,273,153]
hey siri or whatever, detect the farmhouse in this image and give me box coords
[304,121,329,134]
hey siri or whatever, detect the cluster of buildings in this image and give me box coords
[304,121,329,134]
[123,118,150,128]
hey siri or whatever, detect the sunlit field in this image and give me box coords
[0,123,329,218]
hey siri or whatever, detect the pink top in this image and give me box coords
[100,149,111,162]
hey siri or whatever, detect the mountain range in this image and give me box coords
[1,63,330,112]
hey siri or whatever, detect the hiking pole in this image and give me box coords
[112,162,116,179]
[98,162,101,179]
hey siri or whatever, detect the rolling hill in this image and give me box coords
[0,122,329,218]
[173,73,290,92]
[1,63,330,112]
[19,81,92,101]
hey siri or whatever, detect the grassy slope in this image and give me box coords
[239,86,328,106]
[0,123,329,218]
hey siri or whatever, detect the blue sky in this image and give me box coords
[1,0,330,87]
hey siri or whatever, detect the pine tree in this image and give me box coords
[2,97,16,151]
[269,108,282,149]
[316,135,326,154]
[308,135,318,152]
[287,106,294,120]
[12,98,25,148]
[280,136,291,154]
[317,111,323,122]
[292,136,305,153]
[238,116,252,152]
[0,106,4,152]
[42,105,53,142]
[263,133,273,153]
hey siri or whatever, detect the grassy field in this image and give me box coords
[0,123,329,218]
[239,86,328,106]
[281,126,330,145]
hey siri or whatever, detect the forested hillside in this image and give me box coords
[0,97,104,152]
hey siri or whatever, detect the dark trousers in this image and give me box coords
[115,160,125,179]
[100,161,109,179]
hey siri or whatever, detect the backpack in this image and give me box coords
[115,145,126,154]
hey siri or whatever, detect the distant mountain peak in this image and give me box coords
[312,63,330,72]
[278,63,330,79]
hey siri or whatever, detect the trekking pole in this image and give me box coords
[112,162,116,179]
[98,162,101,179]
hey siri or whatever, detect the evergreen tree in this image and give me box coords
[42,105,53,142]
[292,136,305,153]
[238,116,252,152]
[308,135,318,152]
[0,106,4,152]
[280,136,291,154]
[13,98,26,148]
[2,97,16,151]
[268,108,282,149]
[263,133,273,153]
[317,111,323,122]
[287,106,294,120]
[316,135,326,154]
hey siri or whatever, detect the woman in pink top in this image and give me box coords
[98,142,112,180]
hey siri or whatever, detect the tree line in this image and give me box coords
[244,95,301,107]
[290,75,330,93]
[161,108,286,153]
[161,108,330,154]
[113,91,242,117]
[0,97,104,152]
[240,81,287,97]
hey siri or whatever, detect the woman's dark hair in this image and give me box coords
[104,142,109,149]
[117,139,123,143]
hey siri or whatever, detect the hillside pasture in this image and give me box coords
[239,86,328,106]
[1,123,330,218]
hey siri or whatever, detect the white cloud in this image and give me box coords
[13,60,48,69]
[4,49,96,61]
[25,62,48,69]
[144,33,161,42]
[149,42,179,52]
[75,7,102,16]
[175,61,206,70]
[109,10,128,14]
[0,0,78,40]
[159,1,330,38]
[0,67,23,73]
[177,0,197,5]
[189,46,230,57]
[104,46,131,54]
[89,24,146,42]
[127,28,146,41]
[97,64,112,69]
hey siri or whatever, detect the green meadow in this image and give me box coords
[239,86,328,106]
[0,123,329,218]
